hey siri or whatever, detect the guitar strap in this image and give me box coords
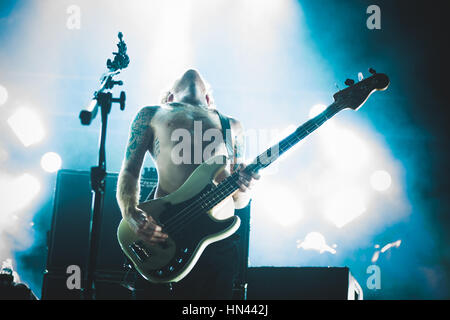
[216,110,234,160]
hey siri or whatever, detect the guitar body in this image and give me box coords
[117,155,240,283]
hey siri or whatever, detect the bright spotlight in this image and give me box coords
[2,174,41,213]
[7,108,45,147]
[309,104,327,119]
[370,170,392,191]
[324,189,366,228]
[16,174,41,205]
[253,181,303,227]
[41,152,62,173]
[321,126,370,171]
[0,84,8,106]
[296,232,336,254]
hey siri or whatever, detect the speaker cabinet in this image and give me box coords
[42,169,157,300]
[246,267,363,300]
[42,274,136,300]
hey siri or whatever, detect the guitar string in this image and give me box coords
[160,104,341,236]
[161,105,340,237]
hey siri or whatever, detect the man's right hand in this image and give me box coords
[126,207,168,245]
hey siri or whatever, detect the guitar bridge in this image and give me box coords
[129,241,151,262]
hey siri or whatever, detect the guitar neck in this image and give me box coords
[202,102,342,210]
[246,102,341,173]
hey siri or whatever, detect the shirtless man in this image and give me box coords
[116,69,259,299]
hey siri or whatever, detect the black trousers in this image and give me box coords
[134,236,240,300]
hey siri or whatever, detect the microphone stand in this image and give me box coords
[79,32,129,300]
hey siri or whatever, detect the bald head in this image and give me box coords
[164,69,213,108]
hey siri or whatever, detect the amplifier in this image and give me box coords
[246,267,363,300]
[41,273,136,300]
[42,168,157,299]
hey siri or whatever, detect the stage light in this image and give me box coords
[324,189,366,228]
[14,174,41,208]
[0,84,8,106]
[371,250,380,263]
[370,170,392,191]
[2,174,41,213]
[41,152,62,173]
[381,239,401,253]
[309,104,327,119]
[371,240,401,263]
[296,232,336,254]
[320,125,369,171]
[253,181,303,228]
[7,108,45,147]
[143,0,194,92]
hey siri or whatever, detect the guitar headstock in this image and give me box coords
[333,69,390,110]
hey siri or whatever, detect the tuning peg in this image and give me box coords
[369,68,376,75]
[345,79,355,86]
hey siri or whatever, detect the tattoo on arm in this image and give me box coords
[124,107,158,176]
